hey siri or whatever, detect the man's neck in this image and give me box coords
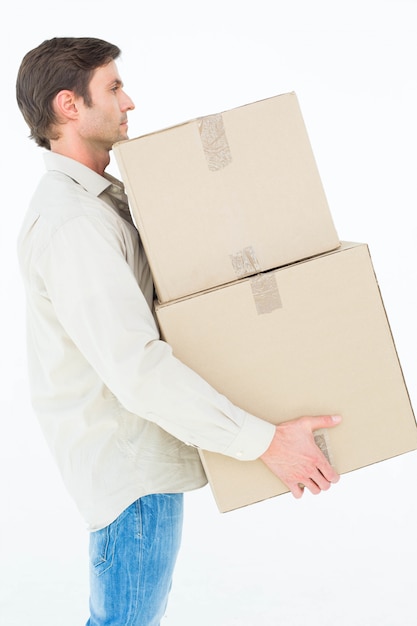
[50,141,110,175]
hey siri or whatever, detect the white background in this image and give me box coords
[1,1,416,624]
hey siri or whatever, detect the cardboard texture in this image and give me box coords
[155,243,417,512]
[114,92,340,303]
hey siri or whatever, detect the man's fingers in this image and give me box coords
[310,467,334,491]
[291,466,338,498]
[290,476,329,498]
[310,415,342,486]
[303,479,321,495]
[290,483,306,499]
[315,453,340,483]
[310,414,342,430]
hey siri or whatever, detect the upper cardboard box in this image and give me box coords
[155,242,417,512]
[114,92,340,303]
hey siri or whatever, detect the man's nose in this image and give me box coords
[121,91,135,111]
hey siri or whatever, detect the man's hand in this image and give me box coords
[260,415,342,498]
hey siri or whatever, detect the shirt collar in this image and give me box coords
[43,151,120,197]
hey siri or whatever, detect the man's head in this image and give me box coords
[16,37,122,150]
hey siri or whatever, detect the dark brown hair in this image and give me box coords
[16,37,121,149]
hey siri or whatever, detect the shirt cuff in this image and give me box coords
[221,413,276,461]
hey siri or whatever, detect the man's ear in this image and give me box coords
[53,90,80,122]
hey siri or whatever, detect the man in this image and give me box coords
[16,37,341,625]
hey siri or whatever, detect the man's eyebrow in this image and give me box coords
[109,78,123,88]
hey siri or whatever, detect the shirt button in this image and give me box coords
[235,451,243,458]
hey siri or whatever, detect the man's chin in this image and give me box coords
[110,132,129,150]
[118,130,129,143]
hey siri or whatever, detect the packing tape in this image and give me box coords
[250,273,282,315]
[230,246,261,277]
[198,114,232,171]
[230,247,281,314]
[313,428,334,466]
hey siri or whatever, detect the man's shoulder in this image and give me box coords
[30,169,107,227]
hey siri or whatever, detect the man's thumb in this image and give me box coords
[313,414,342,430]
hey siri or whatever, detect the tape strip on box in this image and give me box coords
[250,274,282,315]
[198,114,232,171]
[313,428,334,466]
[230,246,261,277]
[230,247,282,315]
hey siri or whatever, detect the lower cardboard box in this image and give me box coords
[155,242,417,512]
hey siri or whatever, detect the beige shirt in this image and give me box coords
[17,152,275,531]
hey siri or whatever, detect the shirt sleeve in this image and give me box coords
[35,212,275,461]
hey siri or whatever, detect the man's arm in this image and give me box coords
[36,209,343,479]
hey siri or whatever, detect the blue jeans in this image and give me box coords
[86,493,184,626]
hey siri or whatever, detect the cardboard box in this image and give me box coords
[155,242,417,512]
[114,92,340,303]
